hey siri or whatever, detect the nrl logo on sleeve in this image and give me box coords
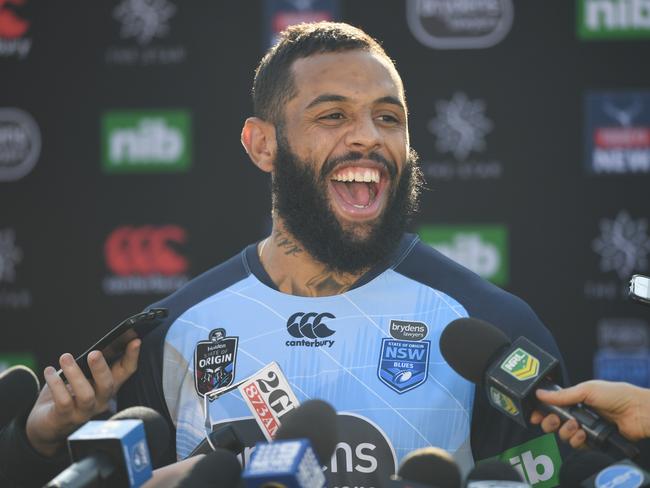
[194,328,238,397]
[500,347,540,381]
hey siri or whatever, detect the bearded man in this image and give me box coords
[118,22,567,486]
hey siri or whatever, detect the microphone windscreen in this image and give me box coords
[274,399,338,465]
[558,450,615,488]
[110,406,170,467]
[439,318,511,384]
[0,365,40,428]
[175,448,242,488]
[398,446,461,488]
[465,459,524,485]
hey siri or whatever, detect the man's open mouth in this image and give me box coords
[328,164,389,219]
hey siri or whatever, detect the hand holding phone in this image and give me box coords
[58,308,168,382]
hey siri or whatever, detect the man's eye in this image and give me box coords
[320,113,344,120]
[378,114,399,123]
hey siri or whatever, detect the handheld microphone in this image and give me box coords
[188,423,245,457]
[465,459,528,488]
[110,407,170,468]
[242,399,338,488]
[0,365,40,428]
[46,419,152,487]
[439,318,640,459]
[45,407,169,487]
[174,448,242,488]
[394,446,461,488]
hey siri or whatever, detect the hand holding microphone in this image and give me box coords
[439,317,639,458]
[531,380,650,448]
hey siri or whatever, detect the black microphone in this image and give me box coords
[174,448,242,488]
[559,451,616,488]
[439,317,640,459]
[46,406,170,487]
[274,398,338,465]
[395,446,461,488]
[188,423,245,457]
[0,365,40,429]
[109,406,171,468]
[464,459,528,488]
[242,399,338,487]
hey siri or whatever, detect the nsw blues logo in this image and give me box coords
[194,328,238,397]
[378,339,430,394]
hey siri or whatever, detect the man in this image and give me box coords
[118,22,567,485]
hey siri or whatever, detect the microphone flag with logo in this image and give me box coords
[237,361,300,441]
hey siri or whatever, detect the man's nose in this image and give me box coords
[344,114,381,152]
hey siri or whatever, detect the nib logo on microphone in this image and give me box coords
[285,312,336,348]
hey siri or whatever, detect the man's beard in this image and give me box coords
[271,131,424,274]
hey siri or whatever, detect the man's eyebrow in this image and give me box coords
[305,94,406,111]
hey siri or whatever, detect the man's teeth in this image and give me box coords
[331,168,380,183]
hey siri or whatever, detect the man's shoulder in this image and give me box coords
[149,245,253,320]
[395,238,555,348]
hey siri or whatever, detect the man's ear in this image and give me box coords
[241,117,276,173]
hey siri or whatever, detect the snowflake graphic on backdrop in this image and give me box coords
[427,92,493,161]
[592,211,650,279]
[0,229,23,283]
[113,0,176,45]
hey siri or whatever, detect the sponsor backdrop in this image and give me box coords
[1,0,649,452]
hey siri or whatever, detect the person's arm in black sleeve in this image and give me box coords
[118,320,177,466]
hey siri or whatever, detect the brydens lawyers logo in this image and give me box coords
[0,108,41,181]
[501,348,540,381]
[585,92,650,174]
[194,328,238,398]
[406,0,514,50]
[285,312,335,348]
[102,110,191,173]
[0,0,32,59]
[102,225,189,295]
[378,320,430,394]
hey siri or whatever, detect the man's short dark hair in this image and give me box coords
[252,22,396,125]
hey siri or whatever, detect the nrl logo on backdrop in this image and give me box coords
[406,0,514,50]
[501,348,540,381]
[194,328,238,397]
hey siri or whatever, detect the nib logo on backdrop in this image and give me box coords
[101,110,191,173]
[423,92,503,181]
[578,0,650,40]
[102,225,190,296]
[105,0,186,65]
[418,225,509,286]
[584,210,650,300]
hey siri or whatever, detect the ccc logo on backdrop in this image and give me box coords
[104,225,188,276]
[286,312,335,339]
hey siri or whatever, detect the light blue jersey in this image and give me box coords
[119,234,567,487]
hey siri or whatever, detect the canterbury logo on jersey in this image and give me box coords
[286,312,336,348]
